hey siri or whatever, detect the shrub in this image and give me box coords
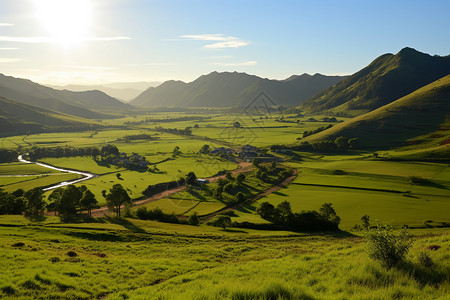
[211,215,231,229]
[417,252,434,268]
[187,212,200,225]
[365,222,413,269]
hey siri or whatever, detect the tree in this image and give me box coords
[260,171,269,182]
[252,158,260,167]
[59,185,82,215]
[348,138,359,149]
[47,187,64,215]
[185,172,197,185]
[234,192,246,203]
[256,202,275,219]
[80,189,98,216]
[233,121,241,128]
[105,184,132,217]
[319,203,340,225]
[173,146,181,156]
[365,222,413,269]
[213,186,223,200]
[223,183,234,194]
[236,173,246,185]
[199,144,211,154]
[334,136,348,150]
[101,144,119,157]
[225,172,234,181]
[276,201,292,223]
[25,188,45,216]
[361,214,370,229]
[211,215,231,229]
[187,212,200,225]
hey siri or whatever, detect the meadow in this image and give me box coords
[0,215,448,299]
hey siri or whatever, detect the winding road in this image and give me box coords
[17,155,97,191]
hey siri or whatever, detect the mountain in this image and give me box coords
[0,96,96,136]
[131,72,347,107]
[302,74,450,149]
[300,47,450,115]
[50,81,160,101]
[0,74,134,119]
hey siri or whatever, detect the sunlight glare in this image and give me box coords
[34,0,93,46]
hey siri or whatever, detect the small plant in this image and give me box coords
[417,251,434,268]
[66,251,78,257]
[365,222,413,269]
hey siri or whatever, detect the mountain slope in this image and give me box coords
[0,74,134,119]
[131,72,347,107]
[302,74,450,148]
[300,47,450,115]
[0,97,96,135]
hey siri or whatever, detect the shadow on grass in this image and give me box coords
[106,216,146,233]
[94,159,112,168]
[272,191,287,196]
[399,261,450,286]
[25,215,47,222]
[223,228,248,234]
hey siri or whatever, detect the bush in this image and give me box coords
[187,212,200,225]
[365,222,413,269]
[417,251,434,268]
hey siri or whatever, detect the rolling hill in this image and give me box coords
[0,74,135,119]
[302,74,450,149]
[300,47,450,115]
[0,97,97,136]
[131,72,347,107]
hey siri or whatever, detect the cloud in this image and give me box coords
[0,58,21,63]
[0,47,19,50]
[0,35,130,43]
[63,65,118,71]
[180,34,250,49]
[212,61,257,66]
[0,23,14,27]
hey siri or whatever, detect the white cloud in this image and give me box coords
[0,35,130,43]
[212,61,257,66]
[0,23,14,27]
[207,55,233,59]
[0,47,19,50]
[63,65,118,71]
[0,58,21,63]
[180,34,250,49]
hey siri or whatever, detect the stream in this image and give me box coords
[17,155,97,191]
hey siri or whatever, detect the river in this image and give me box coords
[17,155,97,191]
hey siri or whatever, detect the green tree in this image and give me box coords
[234,192,246,203]
[256,202,275,219]
[213,185,224,200]
[334,136,348,150]
[233,121,241,128]
[185,172,197,185]
[211,215,231,229]
[173,146,181,156]
[252,158,260,167]
[361,214,370,229]
[236,174,246,185]
[319,203,340,225]
[80,189,98,216]
[365,222,413,269]
[106,184,132,217]
[223,183,234,194]
[187,212,200,225]
[276,201,292,222]
[47,187,64,215]
[348,138,359,149]
[225,172,234,181]
[59,185,82,215]
[199,144,211,154]
[25,188,45,216]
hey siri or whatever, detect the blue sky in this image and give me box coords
[0,0,449,85]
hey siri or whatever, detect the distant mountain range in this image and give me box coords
[300,47,450,115]
[0,74,134,119]
[49,81,161,101]
[131,72,348,107]
[303,74,450,149]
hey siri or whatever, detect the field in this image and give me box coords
[0,215,449,299]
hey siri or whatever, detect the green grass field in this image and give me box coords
[0,215,448,299]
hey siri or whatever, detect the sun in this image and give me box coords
[34,0,93,46]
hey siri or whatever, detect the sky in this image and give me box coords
[0,0,449,85]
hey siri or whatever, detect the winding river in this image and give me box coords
[18,155,97,191]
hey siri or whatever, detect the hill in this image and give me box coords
[0,97,97,136]
[0,74,134,119]
[302,74,450,149]
[50,81,160,101]
[300,47,450,115]
[131,72,347,107]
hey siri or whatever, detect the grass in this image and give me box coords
[0,215,448,299]
[2,173,82,193]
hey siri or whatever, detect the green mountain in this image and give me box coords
[300,47,450,115]
[0,97,97,136]
[131,72,347,107]
[302,74,450,149]
[0,74,134,119]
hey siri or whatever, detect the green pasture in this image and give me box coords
[0,162,60,175]
[0,215,448,300]
[2,173,82,193]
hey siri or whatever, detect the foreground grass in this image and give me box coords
[0,215,448,299]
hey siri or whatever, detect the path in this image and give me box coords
[90,162,253,217]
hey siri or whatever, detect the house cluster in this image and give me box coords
[111,152,149,169]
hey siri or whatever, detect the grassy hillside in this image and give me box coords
[0,74,133,119]
[131,71,347,107]
[0,97,97,136]
[302,75,450,149]
[300,47,450,115]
